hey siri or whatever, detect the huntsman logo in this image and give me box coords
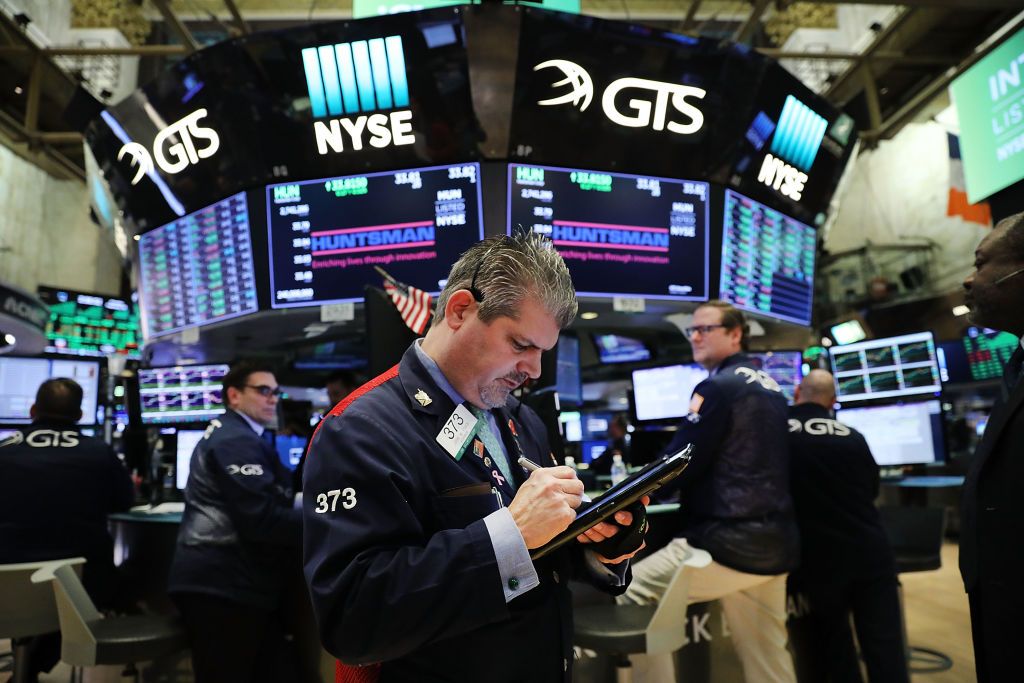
[117,108,220,185]
[534,60,706,135]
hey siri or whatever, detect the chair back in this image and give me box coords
[879,506,947,573]
[0,558,85,640]
[31,558,103,665]
[645,544,713,654]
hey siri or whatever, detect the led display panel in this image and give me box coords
[748,351,803,403]
[719,189,816,326]
[593,334,651,364]
[963,327,1019,381]
[829,332,941,404]
[138,364,228,425]
[0,357,101,425]
[267,163,483,308]
[138,192,258,338]
[631,363,709,422]
[38,286,140,357]
[836,400,945,466]
[507,164,708,300]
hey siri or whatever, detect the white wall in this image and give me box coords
[0,145,123,296]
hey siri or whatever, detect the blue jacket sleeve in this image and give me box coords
[302,410,508,664]
[208,434,300,545]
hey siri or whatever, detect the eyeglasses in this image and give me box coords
[683,324,727,340]
[245,384,282,398]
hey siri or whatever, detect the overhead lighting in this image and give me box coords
[14,86,22,95]
[580,312,598,320]
[133,234,140,241]
[952,305,970,317]
[3,334,15,345]
[821,337,833,348]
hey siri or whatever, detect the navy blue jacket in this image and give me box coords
[787,403,895,582]
[168,409,301,610]
[303,344,625,682]
[0,421,134,605]
[662,353,799,575]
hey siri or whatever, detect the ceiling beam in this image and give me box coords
[223,0,251,35]
[734,0,772,45]
[150,0,200,53]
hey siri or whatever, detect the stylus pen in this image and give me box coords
[518,456,591,502]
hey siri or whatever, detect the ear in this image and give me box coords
[225,386,242,408]
[29,404,37,419]
[727,325,743,349]
[444,289,477,331]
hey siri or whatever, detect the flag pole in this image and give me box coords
[374,266,399,288]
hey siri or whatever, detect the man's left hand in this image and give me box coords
[576,495,650,564]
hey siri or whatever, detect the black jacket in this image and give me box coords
[787,403,895,582]
[0,421,134,605]
[663,353,799,575]
[168,409,301,610]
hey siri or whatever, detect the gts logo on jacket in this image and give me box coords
[226,463,264,476]
[4,430,81,448]
[788,418,851,436]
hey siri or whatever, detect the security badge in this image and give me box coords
[435,404,477,461]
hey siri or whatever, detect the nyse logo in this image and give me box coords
[534,60,706,136]
[117,108,220,185]
[757,96,826,202]
[302,36,415,155]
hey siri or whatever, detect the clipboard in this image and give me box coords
[529,443,693,560]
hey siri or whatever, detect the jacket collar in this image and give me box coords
[712,352,751,374]
[789,402,831,419]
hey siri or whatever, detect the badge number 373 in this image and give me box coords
[315,487,357,513]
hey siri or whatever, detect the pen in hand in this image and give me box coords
[518,456,590,503]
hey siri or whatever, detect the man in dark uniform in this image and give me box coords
[168,361,302,683]
[618,300,799,683]
[589,413,630,474]
[0,377,134,681]
[960,210,1024,682]
[786,369,907,683]
[303,234,644,682]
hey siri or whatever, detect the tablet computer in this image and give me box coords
[530,443,693,560]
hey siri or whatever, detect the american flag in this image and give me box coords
[383,277,433,335]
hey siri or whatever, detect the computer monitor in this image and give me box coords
[828,331,941,405]
[138,364,229,425]
[593,334,651,364]
[555,335,582,406]
[0,357,101,425]
[175,429,206,490]
[558,411,583,443]
[719,189,817,326]
[747,351,804,403]
[507,164,710,301]
[835,399,946,467]
[37,286,140,357]
[580,412,614,441]
[137,192,259,338]
[580,439,608,465]
[276,434,307,471]
[830,319,867,346]
[631,364,709,423]
[963,327,1019,381]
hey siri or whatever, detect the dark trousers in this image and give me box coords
[173,593,299,683]
[969,587,1023,682]
[788,572,908,683]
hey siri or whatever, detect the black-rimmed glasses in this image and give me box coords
[683,324,727,340]
[245,384,282,398]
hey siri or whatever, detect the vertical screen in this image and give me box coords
[507,164,709,301]
[720,189,816,325]
[138,192,258,338]
[267,163,484,308]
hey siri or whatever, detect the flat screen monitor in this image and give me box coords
[555,335,582,406]
[963,327,1019,381]
[593,334,651,364]
[719,189,817,326]
[748,351,803,403]
[138,192,259,338]
[828,331,941,405]
[38,286,140,357]
[138,364,228,425]
[266,163,484,308]
[836,399,945,466]
[830,319,867,346]
[559,411,582,442]
[276,434,307,471]
[507,164,709,301]
[175,429,205,490]
[631,363,709,423]
[0,357,101,425]
[580,439,607,465]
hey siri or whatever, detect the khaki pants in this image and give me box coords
[617,538,796,683]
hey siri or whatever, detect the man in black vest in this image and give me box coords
[960,210,1024,682]
[786,369,907,683]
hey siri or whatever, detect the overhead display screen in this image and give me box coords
[138,364,228,425]
[719,189,816,326]
[0,357,101,425]
[836,400,945,466]
[829,331,941,405]
[268,163,484,308]
[963,327,1020,380]
[138,192,258,338]
[631,363,709,423]
[507,164,708,300]
[38,286,140,358]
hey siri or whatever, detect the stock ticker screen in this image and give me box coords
[829,331,941,405]
[507,164,708,300]
[138,192,259,337]
[963,327,1020,380]
[266,164,484,308]
[719,189,817,326]
[138,364,228,425]
[38,286,139,357]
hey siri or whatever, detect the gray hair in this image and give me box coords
[432,233,578,329]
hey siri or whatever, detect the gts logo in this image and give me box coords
[226,463,264,476]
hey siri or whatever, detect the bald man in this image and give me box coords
[786,370,907,683]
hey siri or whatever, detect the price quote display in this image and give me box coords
[138,364,228,424]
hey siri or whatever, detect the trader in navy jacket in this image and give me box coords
[303,234,643,682]
[168,361,301,683]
